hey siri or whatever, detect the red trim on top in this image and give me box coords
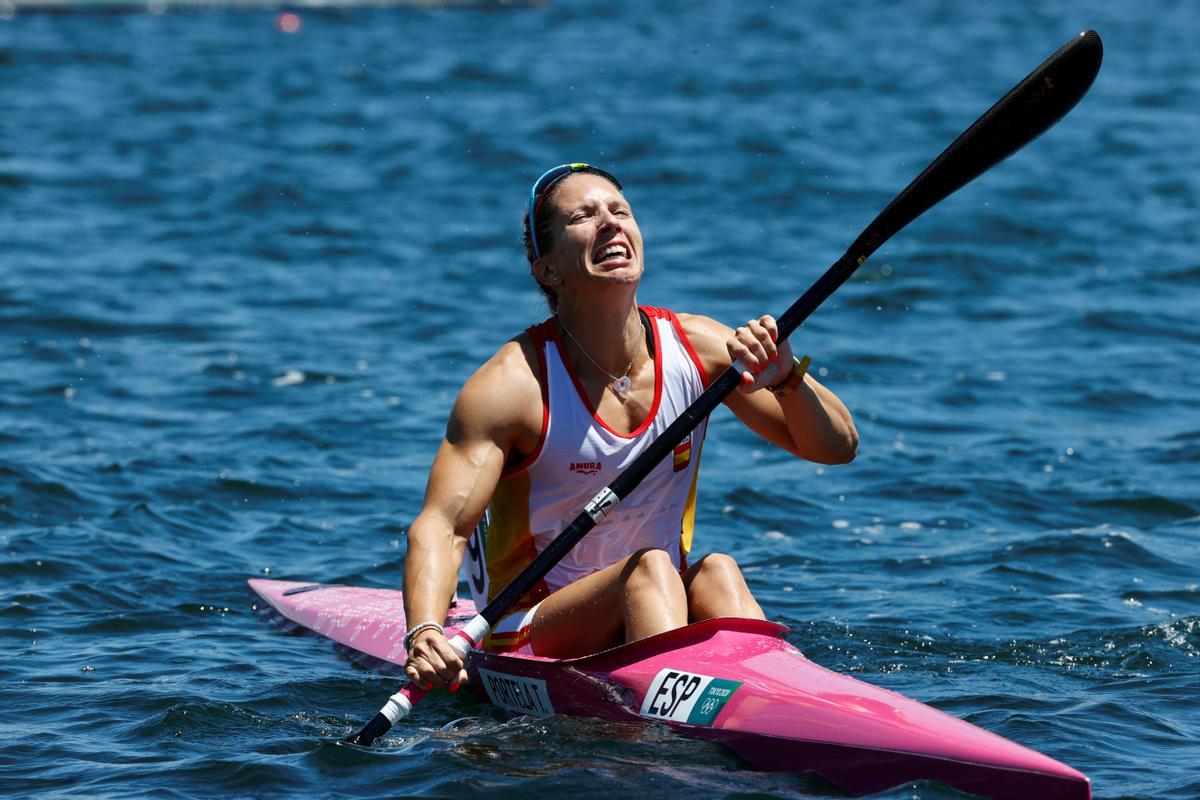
[549,309,663,440]
[501,320,553,475]
[648,306,711,388]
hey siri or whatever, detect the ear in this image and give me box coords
[532,258,562,287]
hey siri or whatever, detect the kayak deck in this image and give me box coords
[248,578,1090,799]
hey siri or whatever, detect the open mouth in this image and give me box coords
[593,242,631,263]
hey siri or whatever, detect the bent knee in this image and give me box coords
[624,548,684,588]
[687,553,751,593]
[693,552,742,580]
[686,552,763,620]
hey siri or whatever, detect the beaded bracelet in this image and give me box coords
[403,621,445,652]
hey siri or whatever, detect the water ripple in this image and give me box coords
[2,4,1198,799]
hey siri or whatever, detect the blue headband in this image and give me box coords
[527,163,624,259]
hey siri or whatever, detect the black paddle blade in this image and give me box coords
[341,713,391,747]
[846,29,1104,265]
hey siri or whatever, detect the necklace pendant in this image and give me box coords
[611,375,633,395]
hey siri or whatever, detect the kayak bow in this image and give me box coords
[249,579,1091,799]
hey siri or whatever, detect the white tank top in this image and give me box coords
[464,306,710,614]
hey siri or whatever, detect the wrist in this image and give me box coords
[403,621,445,652]
[768,355,811,396]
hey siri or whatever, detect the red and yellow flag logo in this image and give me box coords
[673,435,692,472]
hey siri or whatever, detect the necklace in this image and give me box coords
[557,315,641,396]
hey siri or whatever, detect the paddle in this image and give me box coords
[343,29,1103,747]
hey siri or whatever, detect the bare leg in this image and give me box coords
[682,553,765,621]
[529,548,688,658]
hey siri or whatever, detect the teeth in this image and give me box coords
[597,245,627,260]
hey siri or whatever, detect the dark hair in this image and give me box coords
[522,167,623,312]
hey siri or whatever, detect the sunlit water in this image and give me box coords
[2,1,1198,797]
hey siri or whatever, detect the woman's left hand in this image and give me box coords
[726,315,795,393]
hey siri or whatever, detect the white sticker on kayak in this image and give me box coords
[479,669,555,717]
[639,668,742,726]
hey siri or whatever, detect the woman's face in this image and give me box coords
[537,173,644,295]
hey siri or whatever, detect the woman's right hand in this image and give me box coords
[404,629,469,691]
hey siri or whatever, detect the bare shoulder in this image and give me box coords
[675,312,735,376]
[448,332,543,454]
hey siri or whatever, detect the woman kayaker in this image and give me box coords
[403,163,858,691]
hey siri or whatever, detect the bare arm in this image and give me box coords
[679,313,858,464]
[402,337,542,689]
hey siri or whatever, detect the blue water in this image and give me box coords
[2,1,1198,797]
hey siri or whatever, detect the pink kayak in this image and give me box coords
[248,578,1090,799]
